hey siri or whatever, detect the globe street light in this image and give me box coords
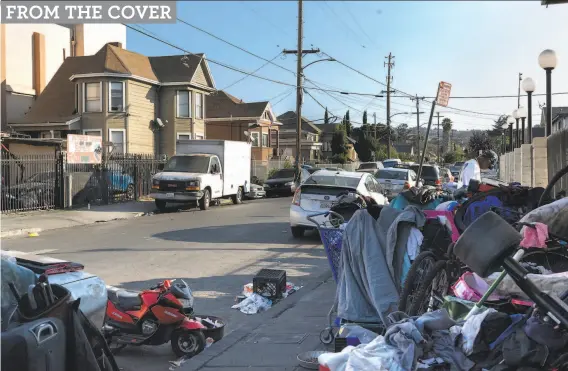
[517,106,527,145]
[512,109,519,148]
[538,49,558,136]
[522,77,536,144]
[506,115,515,152]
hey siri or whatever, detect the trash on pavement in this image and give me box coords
[231,293,272,315]
[243,283,254,296]
[205,337,214,348]
[282,282,302,298]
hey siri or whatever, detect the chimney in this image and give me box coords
[108,42,122,49]
[32,32,46,95]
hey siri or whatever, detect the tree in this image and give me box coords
[395,124,411,142]
[362,110,368,126]
[324,107,329,125]
[353,125,376,162]
[467,131,494,157]
[344,110,352,137]
[331,127,348,157]
[443,152,457,164]
[488,114,508,137]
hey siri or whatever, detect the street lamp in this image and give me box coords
[522,77,536,144]
[506,115,515,152]
[512,109,519,148]
[538,49,558,136]
[517,106,527,145]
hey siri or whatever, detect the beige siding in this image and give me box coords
[127,80,156,154]
[194,119,205,137]
[159,87,176,156]
[191,63,208,86]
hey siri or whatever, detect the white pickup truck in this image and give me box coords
[150,140,251,211]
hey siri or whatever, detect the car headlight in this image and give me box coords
[178,298,193,308]
[152,179,160,186]
[187,180,200,187]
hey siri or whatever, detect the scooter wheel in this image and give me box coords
[319,328,334,345]
[171,329,206,358]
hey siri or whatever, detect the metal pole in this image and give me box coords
[517,72,522,108]
[437,112,440,163]
[294,0,303,182]
[373,112,377,139]
[416,90,439,182]
[545,68,552,136]
[414,95,420,160]
[515,118,519,148]
[508,123,513,152]
[521,117,525,145]
[527,91,533,144]
[385,53,394,158]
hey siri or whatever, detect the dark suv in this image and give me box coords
[409,164,441,187]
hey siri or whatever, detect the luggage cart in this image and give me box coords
[307,211,385,345]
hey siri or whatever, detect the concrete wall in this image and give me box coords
[499,137,549,187]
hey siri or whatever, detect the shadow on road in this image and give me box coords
[151,222,321,244]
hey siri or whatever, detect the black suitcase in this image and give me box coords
[1,317,66,371]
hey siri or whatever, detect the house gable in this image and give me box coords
[190,58,215,89]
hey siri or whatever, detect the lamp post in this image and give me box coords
[538,49,558,136]
[522,77,536,144]
[506,115,515,152]
[517,107,527,145]
[501,132,505,154]
[512,109,519,148]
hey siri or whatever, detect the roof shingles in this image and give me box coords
[206,91,268,119]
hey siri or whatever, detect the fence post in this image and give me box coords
[134,155,139,201]
[55,152,65,209]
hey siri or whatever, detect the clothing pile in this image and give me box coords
[319,307,568,371]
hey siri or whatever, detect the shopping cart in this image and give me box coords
[308,211,385,345]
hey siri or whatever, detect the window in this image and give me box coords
[84,82,102,112]
[177,133,192,140]
[195,93,204,119]
[262,133,268,147]
[83,129,102,137]
[109,82,125,112]
[109,129,125,154]
[177,91,191,118]
[250,132,259,147]
[209,156,221,174]
[365,176,376,192]
[372,177,383,192]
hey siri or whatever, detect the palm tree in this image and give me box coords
[441,118,453,154]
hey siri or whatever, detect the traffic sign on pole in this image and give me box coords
[436,81,452,107]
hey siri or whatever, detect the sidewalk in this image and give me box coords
[182,275,336,371]
[0,201,156,239]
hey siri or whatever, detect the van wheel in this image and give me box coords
[232,187,243,204]
[155,200,167,212]
[291,226,305,238]
[199,189,210,210]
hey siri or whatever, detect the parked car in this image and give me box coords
[264,168,311,197]
[374,168,417,199]
[246,183,266,199]
[1,171,57,211]
[409,164,442,187]
[440,167,455,183]
[356,162,384,174]
[382,158,402,168]
[450,161,465,178]
[290,170,388,237]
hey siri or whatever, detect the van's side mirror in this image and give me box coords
[158,163,165,171]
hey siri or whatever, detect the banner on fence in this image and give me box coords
[67,134,103,164]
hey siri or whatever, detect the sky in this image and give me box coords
[127,1,568,132]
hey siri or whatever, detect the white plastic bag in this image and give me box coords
[231,293,272,314]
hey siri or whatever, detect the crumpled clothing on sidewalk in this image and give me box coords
[520,222,549,248]
[485,271,568,300]
[452,308,498,356]
[231,293,272,314]
[406,227,423,261]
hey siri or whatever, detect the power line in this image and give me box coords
[272,89,295,106]
[220,52,283,91]
[340,1,381,50]
[320,1,367,49]
[391,92,568,99]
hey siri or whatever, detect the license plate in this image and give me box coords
[166,193,174,198]
[320,202,332,209]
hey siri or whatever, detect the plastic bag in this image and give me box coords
[231,293,272,315]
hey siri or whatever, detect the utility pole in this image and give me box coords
[410,95,422,160]
[435,112,444,163]
[385,52,394,158]
[282,0,319,183]
[517,72,523,109]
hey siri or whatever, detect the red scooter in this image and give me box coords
[103,279,206,357]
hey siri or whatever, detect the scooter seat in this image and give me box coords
[107,286,142,310]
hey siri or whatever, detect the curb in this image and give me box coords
[0,227,43,239]
[180,270,334,371]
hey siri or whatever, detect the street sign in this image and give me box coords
[436,81,452,107]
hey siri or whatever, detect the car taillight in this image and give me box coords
[404,182,410,189]
[292,188,301,206]
[435,178,441,185]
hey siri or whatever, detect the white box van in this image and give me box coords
[150,140,251,211]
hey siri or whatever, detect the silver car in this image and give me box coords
[375,168,417,199]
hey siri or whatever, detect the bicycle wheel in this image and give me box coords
[398,251,437,313]
[521,249,568,273]
[408,260,449,317]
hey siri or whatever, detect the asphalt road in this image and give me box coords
[3,197,330,371]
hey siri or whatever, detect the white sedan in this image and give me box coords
[289,170,388,238]
[375,168,417,200]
